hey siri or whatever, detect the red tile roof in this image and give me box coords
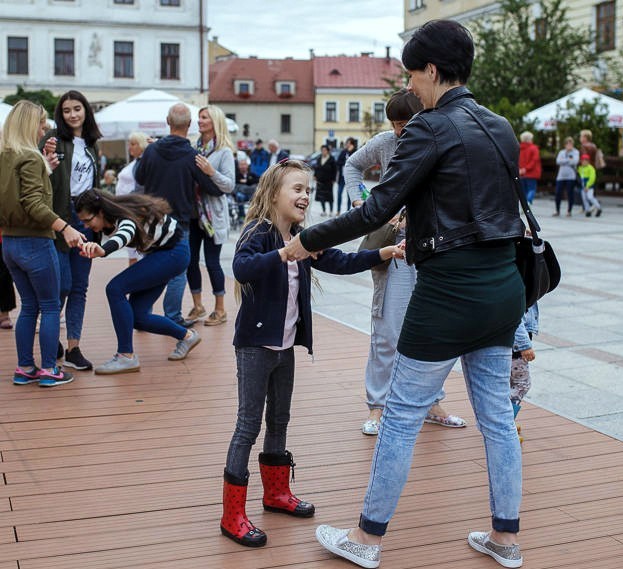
[313,56,404,89]
[209,58,314,103]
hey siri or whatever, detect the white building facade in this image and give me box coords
[0,0,209,107]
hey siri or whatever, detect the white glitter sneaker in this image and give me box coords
[362,419,380,436]
[316,525,381,569]
[468,531,523,568]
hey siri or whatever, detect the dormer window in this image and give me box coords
[276,81,295,97]
[234,79,254,97]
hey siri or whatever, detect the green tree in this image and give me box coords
[469,0,596,109]
[3,86,59,116]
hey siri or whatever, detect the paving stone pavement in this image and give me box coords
[221,189,623,441]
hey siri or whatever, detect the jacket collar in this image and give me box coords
[435,85,474,109]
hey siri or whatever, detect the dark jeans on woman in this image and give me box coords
[187,221,225,296]
[0,242,17,313]
[2,236,61,369]
[105,240,190,354]
[555,179,576,214]
[226,346,295,478]
[56,205,94,341]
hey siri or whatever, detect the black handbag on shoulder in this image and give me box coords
[463,106,561,307]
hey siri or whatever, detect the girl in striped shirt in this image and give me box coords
[75,189,201,374]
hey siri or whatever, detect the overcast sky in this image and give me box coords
[206,1,405,60]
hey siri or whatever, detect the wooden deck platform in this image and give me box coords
[0,258,622,568]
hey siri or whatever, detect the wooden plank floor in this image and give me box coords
[0,258,622,568]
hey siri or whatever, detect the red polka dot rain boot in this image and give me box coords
[258,450,315,517]
[220,470,267,547]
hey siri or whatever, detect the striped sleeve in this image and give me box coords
[102,219,137,256]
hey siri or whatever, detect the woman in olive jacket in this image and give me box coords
[1,101,84,387]
[39,90,102,371]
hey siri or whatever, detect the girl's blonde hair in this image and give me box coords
[199,105,234,152]
[1,100,50,173]
[243,159,312,230]
[235,159,313,302]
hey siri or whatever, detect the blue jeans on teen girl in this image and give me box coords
[359,346,522,536]
[555,179,575,214]
[56,205,93,341]
[105,240,190,353]
[187,221,225,297]
[226,347,295,478]
[2,236,61,369]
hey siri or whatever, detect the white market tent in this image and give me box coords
[525,87,623,131]
[94,89,237,140]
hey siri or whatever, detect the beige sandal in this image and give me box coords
[204,311,227,326]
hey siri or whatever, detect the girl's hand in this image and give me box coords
[195,154,215,176]
[379,244,405,261]
[43,137,57,156]
[63,226,86,248]
[79,241,105,259]
[520,348,535,362]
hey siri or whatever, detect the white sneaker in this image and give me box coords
[94,354,140,375]
[468,531,523,568]
[316,525,381,569]
[168,329,201,361]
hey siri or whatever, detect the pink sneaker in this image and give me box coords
[38,367,74,388]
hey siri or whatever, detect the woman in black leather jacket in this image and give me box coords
[288,20,526,569]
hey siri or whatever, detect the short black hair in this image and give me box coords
[54,90,102,147]
[402,20,474,85]
[385,88,423,122]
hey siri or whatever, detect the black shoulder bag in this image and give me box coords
[463,106,561,307]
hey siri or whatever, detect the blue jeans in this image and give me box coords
[106,240,190,353]
[57,206,93,341]
[336,180,351,213]
[555,179,575,214]
[2,237,61,369]
[187,222,225,296]
[163,231,189,323]
[360,346,521,536]
[226,346,295,478]
[520,178,537,204]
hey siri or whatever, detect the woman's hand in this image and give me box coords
[42,137,57,156]
[195,154,215,176]
[62,226,86,248]
[284,234,313,261]
[43,149,60,171]
[79,241,105,259]
[379,244,405,262]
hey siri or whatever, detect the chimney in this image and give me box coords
[361,51,371,57]
[385,46,390,61]
[213,35,219,44]
[309,48,315,59]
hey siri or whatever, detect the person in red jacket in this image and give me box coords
[519,131,541,204]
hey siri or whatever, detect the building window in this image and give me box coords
[276,81,295,97]
[348,102,360,123]
[8,37,28,75]
[114,0,134,4]
[325,101,337,122]
[54,38,75,76]
[160,0,181,5]
[160,43,180,79]
[114,41,134,78]
[373,102,385,124]
[225,113,236,122]
[596,1,616,52]
[281,114,291,134]
[239,82,250,94]
[408,0,424,10]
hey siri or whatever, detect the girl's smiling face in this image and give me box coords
[274,170,311,226]
[61,98,86,136]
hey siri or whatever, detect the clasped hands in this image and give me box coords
[280,235,405,263]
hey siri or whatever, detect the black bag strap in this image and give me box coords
[461,105,543,244]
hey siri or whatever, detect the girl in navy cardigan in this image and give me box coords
[221,159,403,547]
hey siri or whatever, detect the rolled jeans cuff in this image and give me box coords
[492,516,519,533]
[359,513,388,537]
[213,290,225,297]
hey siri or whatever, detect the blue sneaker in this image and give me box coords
[38,366,74,388]
[13,366,40,385]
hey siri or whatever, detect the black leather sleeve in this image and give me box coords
[300,116,437,252]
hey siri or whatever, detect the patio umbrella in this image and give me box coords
[94,89,238,139]
[525,87,623,130]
